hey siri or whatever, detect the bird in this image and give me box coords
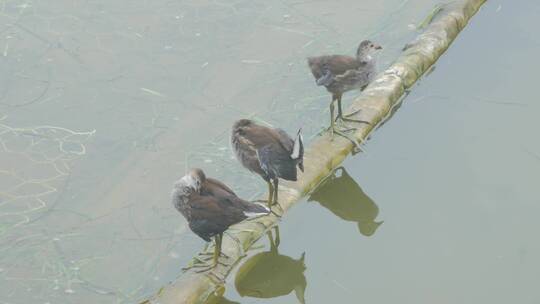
[231,119,304,210]
[307,40,382,141]
[171,168,269,269]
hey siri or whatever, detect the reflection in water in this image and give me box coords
[215,296,241,304]
[234,239,307,304]
[308,167,383,236]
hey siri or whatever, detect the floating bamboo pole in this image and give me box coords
[142,0,486,303]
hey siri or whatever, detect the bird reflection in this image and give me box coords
[234,236,307,304]
[308,167,383,236]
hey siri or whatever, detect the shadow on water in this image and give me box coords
[233,235,307,304]
[308,167,383,236]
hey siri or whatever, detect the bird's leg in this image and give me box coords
[323,95,364,151]
[335,95,370,125]
[193,234,228,272]
[212,234,220,266]
[252,181,274,207]
[329,98,336,137]
[198,234,226,257]
[329,95,355,133]
[272,178,283,208]
[272,178,278,206]
[217,233,231,260]
[252,181,282,217]
[198,237,227,259]
[267,178,284,216]
[252,181,279,216]
[183,237,228,272]
[336,95,344,121]
[329,109,363,150]
[334,94,351,125]
[198,242,214,257]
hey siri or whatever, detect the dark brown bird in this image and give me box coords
[231,119,304,209]
[171,168,269,267]
[307,40,382,139]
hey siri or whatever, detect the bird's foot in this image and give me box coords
[343,108,362,118]
[330,126,364,152]
[192,260,230,273]
[335,119,360,134]
[182,256,231,273]
[181,256,211,272]
[192,265,214,273]
[336,111,370,125]
[339,116,370,124]
[270,209,282,218]
[325,123,354,134]
[270,201,284,217]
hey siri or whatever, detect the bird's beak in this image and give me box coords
[375,44,382,50]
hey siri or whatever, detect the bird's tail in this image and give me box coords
[291,128,304,172]
[243,202,271,218]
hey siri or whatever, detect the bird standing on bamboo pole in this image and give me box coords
[171,168,269,269]
[231,119,304,210]
[307,40,382,144]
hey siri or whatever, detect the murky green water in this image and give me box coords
[1,0,538,303]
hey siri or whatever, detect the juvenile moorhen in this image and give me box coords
[171,168,269,268]
[307,40,382,139]
[231,119,304,209]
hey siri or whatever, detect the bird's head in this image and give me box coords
[232,119,254,135]
[356,40,382,61]
[175,168,206,195]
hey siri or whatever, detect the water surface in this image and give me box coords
[219,1,540,303]
[2,1,536,304]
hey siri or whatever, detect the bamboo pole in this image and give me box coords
[142,0,486,303]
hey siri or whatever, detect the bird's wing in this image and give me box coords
[205,177,237,196]
[274,128,295,152]
[326,56,363,76]
[257,144,297,181]
[241,125,286,152]
[333,69,371,90]
[308,55,363,79]
[188,194,247,240]
[240,125,298,180]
